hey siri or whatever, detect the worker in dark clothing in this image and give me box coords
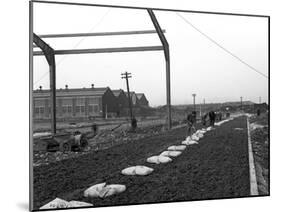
[201,113,208,126]
[131,116,137,132]
[187,111,196,136]
[91,123,98,135]
[209,111,216,126]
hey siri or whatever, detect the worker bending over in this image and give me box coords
[187,111,197,136]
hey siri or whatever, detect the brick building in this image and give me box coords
[33,85,118,120]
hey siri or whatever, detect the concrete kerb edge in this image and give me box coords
[247,117,259,195]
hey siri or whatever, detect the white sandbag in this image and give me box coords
[121,166,136,175]
[40,198,70,209]
[168,151,182,157]
[84,183,126,198]
[196,132,204,138]
[182,140,198,145]
[189,140,198,145]
[158,155,172,163]
[103,184,126,198]
[121,166,153,176]
[68,201,93,207]
[191,134,200,141]
[160,151,170,157]
[185,136,192,141]
[196,130,206,134]
[181,140,189,145]
[147,156,161,164]
[135,165,154,175]
[160,151,182,157]
[84,182,107,198]
[147,155,172,164]
[201,128,207,133]
[167,145,186,151]
[206,127,213,131]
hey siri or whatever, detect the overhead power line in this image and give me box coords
[176,12,268,79]
[34,8,111,86]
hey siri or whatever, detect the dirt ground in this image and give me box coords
[33,117,166,133]
[33,123,169,166]
[33,116,250,210]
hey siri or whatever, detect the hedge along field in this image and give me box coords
[33,116,250,209]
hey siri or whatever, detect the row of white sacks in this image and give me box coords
[41,120,237,209]
[121,127,212,176]
[40,183,127,209]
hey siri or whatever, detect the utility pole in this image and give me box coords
[203,98,205,114]
[105,104,108,119]
[240,96,243,111]
[192,94,196,112]
[121,72,133,121]
[259,96,261,104]
[199,103,202,117]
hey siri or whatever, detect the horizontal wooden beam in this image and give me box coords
[33,46,164,55]
[39,30,166,38]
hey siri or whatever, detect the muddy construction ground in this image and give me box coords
[33,116,252,210]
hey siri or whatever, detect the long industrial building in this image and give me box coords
[33,85,149,120]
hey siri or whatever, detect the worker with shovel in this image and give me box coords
[187,111,197,136]
[209,111,216,126]
[131,116,137,133]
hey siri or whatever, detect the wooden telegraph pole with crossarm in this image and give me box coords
[121,72,133,121]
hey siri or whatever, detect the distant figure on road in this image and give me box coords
[131,116,137,132]
[187,111,196,136]
[209,111,216,126]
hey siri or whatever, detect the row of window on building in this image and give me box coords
[33,97,102,119]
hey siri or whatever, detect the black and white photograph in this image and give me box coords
[29,0,269,211]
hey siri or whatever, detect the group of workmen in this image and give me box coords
[68,110,221,151]
[186,111,218,136]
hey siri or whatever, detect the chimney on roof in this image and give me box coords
[91,84,94,89]
[39,85,42,91]
[65,84,68,90]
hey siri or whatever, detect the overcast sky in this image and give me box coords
[33,2,268,107]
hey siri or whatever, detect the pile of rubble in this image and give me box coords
[33,124,165,167]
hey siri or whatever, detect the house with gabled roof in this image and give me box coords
[112,89,129,116]
[125,91,140,107]
[136,93,149,107]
